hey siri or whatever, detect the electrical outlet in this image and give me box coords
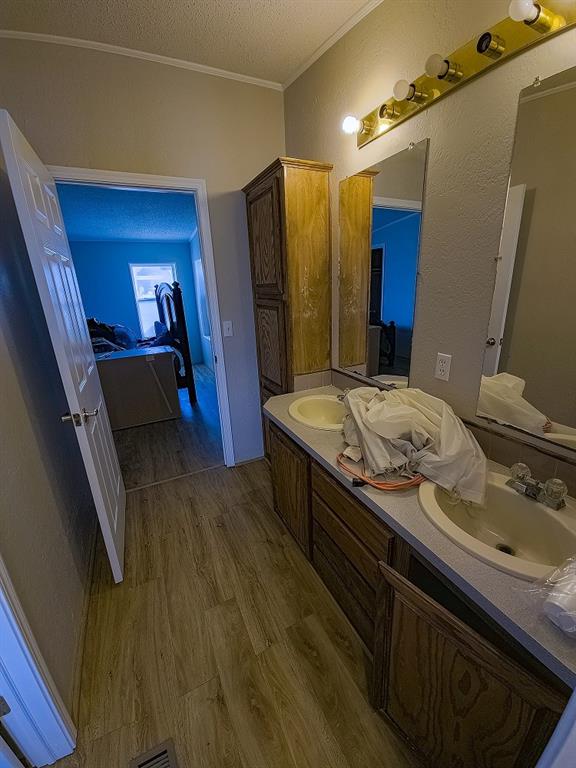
[435,353,452,381]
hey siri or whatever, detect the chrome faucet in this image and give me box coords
[337,389,350,402]
[506,463,568,511]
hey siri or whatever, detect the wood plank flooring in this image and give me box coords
[58,460,420,768]
[114,364,223,490]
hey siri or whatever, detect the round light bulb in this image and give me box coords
[509,0,539,22]
[425,53,449,79]
[341,115,361,135]
[393,79,412,101]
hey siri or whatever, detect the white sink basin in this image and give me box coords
[419,470,576,580]
[288,394,346,431]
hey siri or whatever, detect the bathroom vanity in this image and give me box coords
[264,387,575,768]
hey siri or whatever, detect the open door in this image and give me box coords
[0,111,126,582]
[483,183,526,376]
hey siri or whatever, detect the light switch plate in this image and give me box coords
[222,320,234,337]
[435,353,452,381]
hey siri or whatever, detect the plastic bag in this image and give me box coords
[525,556,576,637]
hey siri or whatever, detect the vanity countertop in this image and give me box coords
[264,386,576,689]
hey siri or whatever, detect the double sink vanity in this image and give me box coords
[265,388,575,768]
[243,56,576,768]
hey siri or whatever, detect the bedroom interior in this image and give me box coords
[56,182,224,488]
[2,1,576,768]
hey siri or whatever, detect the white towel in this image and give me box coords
[343,387,487,505]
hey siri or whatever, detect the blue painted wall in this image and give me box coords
[190,231,214,370]
[372,208,421,329]
[69,240,204,363]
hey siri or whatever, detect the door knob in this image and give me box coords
[61,412,82,426]
[486,337,497,347]
[82,407,99,422]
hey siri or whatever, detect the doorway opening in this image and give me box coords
[52,169,234,489]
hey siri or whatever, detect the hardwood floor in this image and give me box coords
[114,364,224,489]
[58,460,420,768]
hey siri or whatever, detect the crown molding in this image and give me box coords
[0,29,284,91]
[1,1,383,92]
[282,0,384,88]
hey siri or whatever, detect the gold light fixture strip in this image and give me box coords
[357,2,576,148]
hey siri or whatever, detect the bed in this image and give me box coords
[154,281,197,404]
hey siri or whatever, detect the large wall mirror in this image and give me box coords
[478,64,576,450]
[338,139,428,387]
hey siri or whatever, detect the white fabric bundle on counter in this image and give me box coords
[342,387,487,505]
[477,373,548,433]
[541,559,576,636]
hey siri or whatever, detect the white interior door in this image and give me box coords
[483,183,526,375]
[0,110,126,583]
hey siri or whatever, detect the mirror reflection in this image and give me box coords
[338,139,428,387]
[478,65,576,449]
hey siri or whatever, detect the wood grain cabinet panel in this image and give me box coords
[338,172,374,369]
[244,157,333,400]
[246,175,284,295]
[311,462,396,650]
[254,299,287,393]
[269,422,311,556]
[373,562,568,768]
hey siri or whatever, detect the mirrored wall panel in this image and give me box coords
[338,139,428,387]
[478,65,576,450]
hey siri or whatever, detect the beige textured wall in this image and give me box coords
[284,0,576,419]
[501,75,576,425]
[0,38,286,462]
[0,152,95,713]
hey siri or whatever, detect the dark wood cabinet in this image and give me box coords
[267,422,570,767]
[269,422,311,556]
[373,561,568,768]
[311,463,396,650]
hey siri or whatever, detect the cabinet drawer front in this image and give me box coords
[313,546,374,648]
[311,463,394,561]
[312,495,378,588]
[313,521,375,618]
[374,563,567,768]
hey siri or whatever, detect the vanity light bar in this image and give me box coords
[354,0,574,148]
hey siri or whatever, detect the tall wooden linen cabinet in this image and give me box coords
[243,157,333,447]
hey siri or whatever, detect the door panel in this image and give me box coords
[374,562,566,768]
[0,110,126,582]
[269,423,310,555]
[246,176,284,294]
[254,298,288,393]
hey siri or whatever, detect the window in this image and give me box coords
[129,263,176,338]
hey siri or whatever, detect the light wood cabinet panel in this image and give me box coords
[244,157,332,399]
[373,562,568,768]
[338,172,374,369]
[284,166,331,374]
[269,422,311,556]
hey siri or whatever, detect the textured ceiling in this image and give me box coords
[0,0,376,85]
[57,184,198,242]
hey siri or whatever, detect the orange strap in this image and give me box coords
[336,453,425,491]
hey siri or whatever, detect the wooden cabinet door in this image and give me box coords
[254,297,288,394]
[373,562,566,768]
[246,174,284,295]
[269,423,311,556]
